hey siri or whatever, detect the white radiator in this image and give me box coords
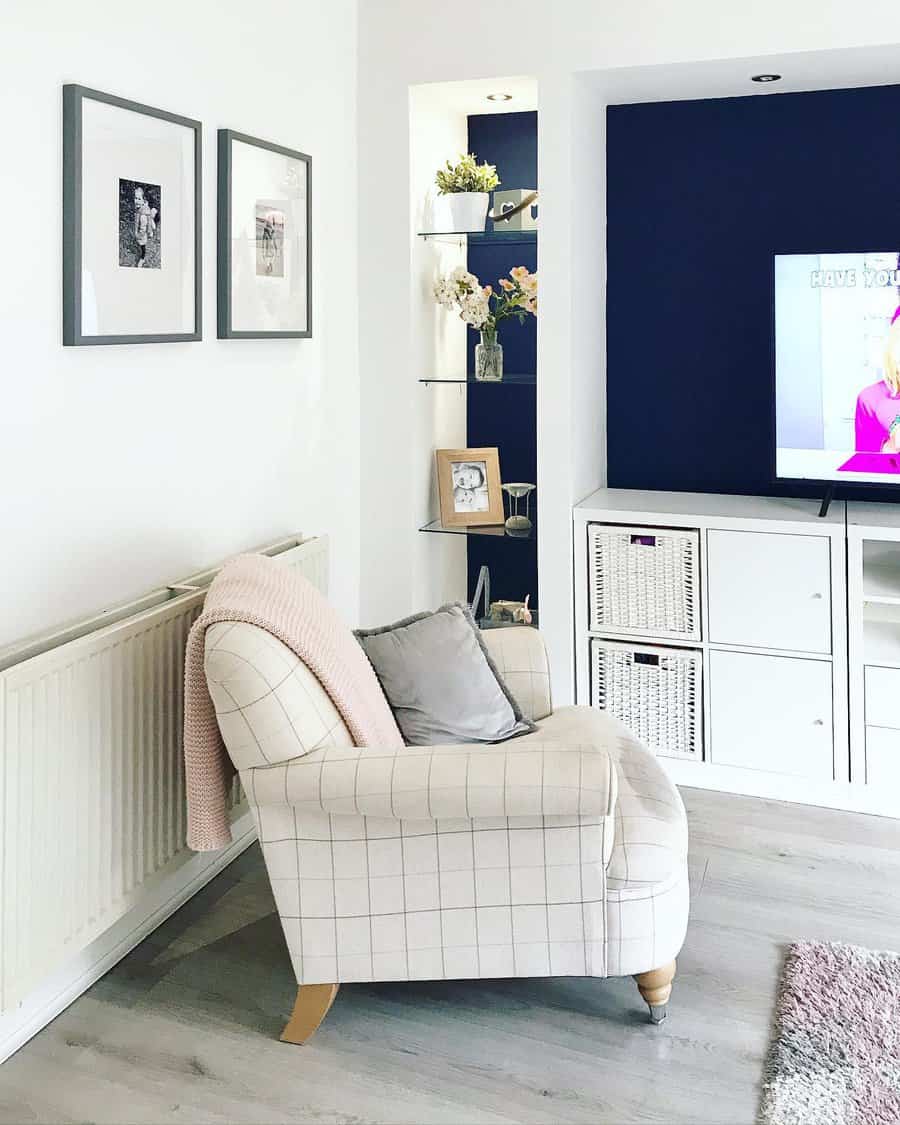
[0,534,328,1021]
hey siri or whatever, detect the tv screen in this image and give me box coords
[775,252,900,484]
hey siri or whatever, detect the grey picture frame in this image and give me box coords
[217,129,312,339]
[62,84,202,346]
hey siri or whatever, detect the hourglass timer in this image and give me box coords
[502,482,536,533]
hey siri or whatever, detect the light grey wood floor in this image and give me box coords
[2,787,899,1125]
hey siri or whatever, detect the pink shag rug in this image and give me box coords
[759,941,900,1125]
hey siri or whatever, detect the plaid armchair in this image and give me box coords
[204,621,689,1043]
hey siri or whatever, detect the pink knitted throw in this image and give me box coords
[183,553,403,851]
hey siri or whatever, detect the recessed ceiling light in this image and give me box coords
[487,92,513,102]
[751,73,782,83]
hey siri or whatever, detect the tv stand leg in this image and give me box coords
[818,484,835,518]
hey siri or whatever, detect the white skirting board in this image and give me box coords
[0,809,256,1065]
[664,758,900,820]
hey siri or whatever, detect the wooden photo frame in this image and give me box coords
[436,447,504,527]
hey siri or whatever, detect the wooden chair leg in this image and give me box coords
[280,983,339,1044]
[634,959,676,1025]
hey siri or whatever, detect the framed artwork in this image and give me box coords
[435,447,504,527]
[217,130,311,338]
[62,85,201,346]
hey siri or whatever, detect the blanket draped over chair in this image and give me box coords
[183,554,403,851]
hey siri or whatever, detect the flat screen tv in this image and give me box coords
[775,251,900,485]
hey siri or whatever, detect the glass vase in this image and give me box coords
[475,328,503,382]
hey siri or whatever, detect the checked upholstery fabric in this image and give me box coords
[205,621,688,986]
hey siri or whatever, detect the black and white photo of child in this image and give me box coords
[118,179,160,268]
[255,201,286,277]
[451,461,489,512]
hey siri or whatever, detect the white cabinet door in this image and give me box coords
[865,727,900,788]
[707,530,831,653]
[709,649,833,779]
[864,666,900,730]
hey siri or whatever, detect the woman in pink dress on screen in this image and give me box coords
[855,312,900,453]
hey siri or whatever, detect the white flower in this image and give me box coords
[433,267,490,328]
[433,277,455,309]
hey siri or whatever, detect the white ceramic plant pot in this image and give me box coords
[445,191,489,233]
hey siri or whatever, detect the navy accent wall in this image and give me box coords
[469,111,537,202]
[607,85,900,501]
[466,111,539,610]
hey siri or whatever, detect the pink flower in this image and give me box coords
[499,277,513,291]
[510,265,529,281]
[483,285,493,296]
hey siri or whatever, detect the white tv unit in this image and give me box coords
[574,489,900,819]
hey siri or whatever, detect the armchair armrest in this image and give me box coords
[242,740,617,822]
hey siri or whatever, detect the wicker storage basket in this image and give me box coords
[587,523,701,641]
[591,639,702,760]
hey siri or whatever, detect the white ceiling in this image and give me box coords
[585,43,900,105]
[411,44,900,116]
[414,75,538,116]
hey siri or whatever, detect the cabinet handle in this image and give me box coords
[811,592,823,600]
[813,719,825,726]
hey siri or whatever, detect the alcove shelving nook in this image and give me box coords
[552,52,900,814]
[410,78,539,622]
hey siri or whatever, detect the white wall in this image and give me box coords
[0,0,359,647]
[408,88,469,613]
[358,0,900,701]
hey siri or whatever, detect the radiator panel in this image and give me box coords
[0,535,327,1013]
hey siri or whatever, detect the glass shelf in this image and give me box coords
[417,229,537,246]
[419,519,535,541]
[419,372,536,385]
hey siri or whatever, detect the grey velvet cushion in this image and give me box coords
[356,603,537,746]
